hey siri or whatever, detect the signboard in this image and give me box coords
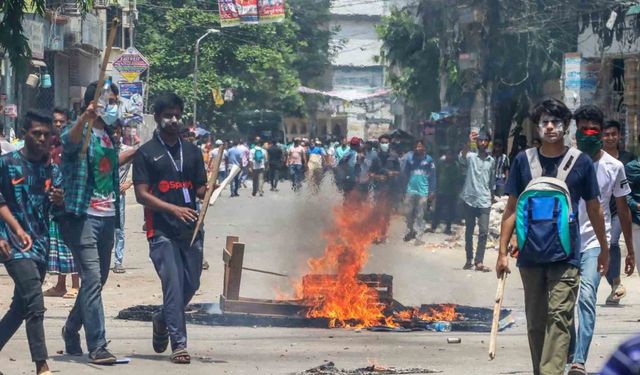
[236,0,259,24]
[113,47,150,83]
[219,0,240,27]
[119,81,144,100]
[3,104,18,119]
[24,19,44,59]
[258,0,285,23]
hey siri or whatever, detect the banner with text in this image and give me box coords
[236,0,259,24]
[258,0,285,24]
[219,0,240,27]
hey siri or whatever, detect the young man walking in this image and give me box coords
[250,141,268,196]
[133,92,208,364]
[228,141,243,197]
[402,140,435,243]
[0,110,63,375]
[602,120,635,304]
[58,82,136,364]
[460,128,495,272]
[267,140,284,191]
[287,138,306,191]
[430,146,459,234]
[568,106,634,375]
[496,98,607,375]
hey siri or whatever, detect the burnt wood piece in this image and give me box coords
[302,274,393,306]
[220,296,309,317]
[222,235,239,298]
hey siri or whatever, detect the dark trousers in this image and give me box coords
[252,168,265,196]
[268,166,280,189]
[59,215,115,352]
[149,235,203,351]
[464,203,490,264]
[231,166,241,196]
[432,193,456,232]
[0,258,48,362]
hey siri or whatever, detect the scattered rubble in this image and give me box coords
[489,196,509,240]
[298,362,441,374]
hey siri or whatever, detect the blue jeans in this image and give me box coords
[59,215,115,352]
[606,215,622,286]
[289,164,303,188]
[149,235,203,351]
[571,246,601,365]
[114,195,125,266]
[217,170,228,184]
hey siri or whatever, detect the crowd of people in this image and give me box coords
[1,83,640,375]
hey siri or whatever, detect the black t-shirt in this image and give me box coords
[267,144,283,165]
[505,148,599,268]
[133,134,207,240]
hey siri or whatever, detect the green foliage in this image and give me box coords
[136,0,332,132]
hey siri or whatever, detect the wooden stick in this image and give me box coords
[80,18,120,158]
[242,266,289,278]
[489,272,507,360]
[190,145,225,246]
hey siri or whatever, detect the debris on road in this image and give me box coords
[447,337,461,344]
[298,362,441,374]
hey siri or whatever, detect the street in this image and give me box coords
[1,180,638,375]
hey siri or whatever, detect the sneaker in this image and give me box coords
[113,264,126,274]
[403,231,416,242]
[202,260,210,270]
[61,326,83,356]
[88,347,117,365]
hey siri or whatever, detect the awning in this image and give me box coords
[30,59,46,68]
[298,86,392,102]
[628,5,640,16]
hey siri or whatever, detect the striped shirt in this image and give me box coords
[600,335,640,374]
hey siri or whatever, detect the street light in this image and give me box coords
[193,28,220,129]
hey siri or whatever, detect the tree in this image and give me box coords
[136,0,334,133]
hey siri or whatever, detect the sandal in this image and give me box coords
[62,288,79,299]
[152,314,169,353]
[43,287,66,298]
[463,262,474,270]
[170,348,191,364]
[475,264,492,273]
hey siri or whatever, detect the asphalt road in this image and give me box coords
[1,177,638,374]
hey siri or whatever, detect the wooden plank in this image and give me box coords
[190,145,225,246]
[220,296,309,317]
[222,236,239,298]
[226,242,245,300]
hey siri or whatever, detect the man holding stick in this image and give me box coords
[58,82,136,364]
[496,98,606,375]
[133,92,208,364]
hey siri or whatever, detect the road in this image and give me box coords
[1,177,638,374]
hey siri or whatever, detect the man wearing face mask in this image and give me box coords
[133,92,208,364]
[57,81,137,364]
[496,98,605,375]
[372,135,401,242]
[567,105,634,375]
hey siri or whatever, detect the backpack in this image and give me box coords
[335,150,357,190]
[254,148,264,163]
[515,147,581,264]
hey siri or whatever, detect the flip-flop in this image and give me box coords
[43,287,65,297]
[475,264,492,273]
[63,288,79,299]
[568,363,587,375]
[463,263,474,270]
[170,348,191,364]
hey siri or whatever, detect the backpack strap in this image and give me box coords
[556,147,581,182]
[526,148,543,179]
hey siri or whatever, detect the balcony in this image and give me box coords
[64,12,105,52]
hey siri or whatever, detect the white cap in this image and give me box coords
[215,139,223,145]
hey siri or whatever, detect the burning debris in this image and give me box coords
[298,362,441,375]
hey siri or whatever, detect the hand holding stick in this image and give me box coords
[190,145,225,246]
[489,272,507,360]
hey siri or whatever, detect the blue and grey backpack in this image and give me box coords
[515,147,581,264]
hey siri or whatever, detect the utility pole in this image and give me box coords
[192,28,220,128]
[128,0,135,47]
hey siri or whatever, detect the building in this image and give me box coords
[0,0,137,135]
[295,0,411,141]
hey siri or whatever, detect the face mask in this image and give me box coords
[380,143,390,152]
[160,117,183,130]
[576,129,603,157]
[101,105,118,126]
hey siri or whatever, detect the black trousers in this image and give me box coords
[0,258,48,362]
[432,193,456,231]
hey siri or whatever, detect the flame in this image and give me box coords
[393,304,463,322]
[298,195,391,328]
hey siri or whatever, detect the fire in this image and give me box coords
[298,196,390,328]
[394,304,463,322]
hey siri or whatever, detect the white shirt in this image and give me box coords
[578,151,631,252]
[209,147,228,172]
[250,147,267,169]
